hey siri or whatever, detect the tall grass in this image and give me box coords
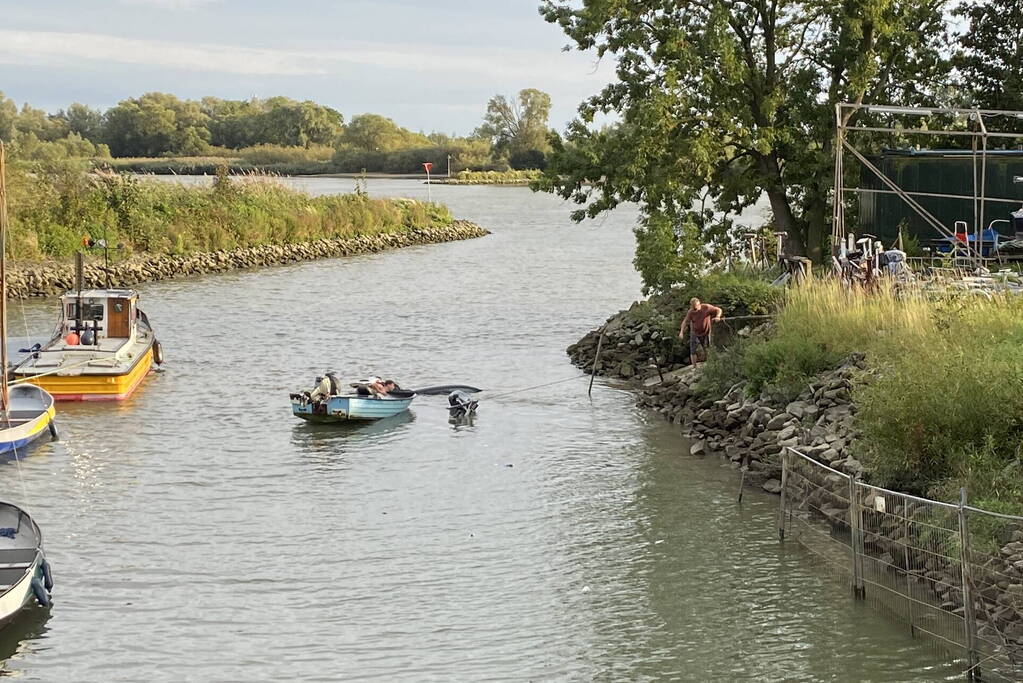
[708,278,1023,509]
[6,160,453,259]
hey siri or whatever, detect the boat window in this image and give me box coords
[67,302,105,321]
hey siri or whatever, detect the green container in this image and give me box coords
[858,150,1023,245]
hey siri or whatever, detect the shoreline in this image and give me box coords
[571,305,1023,670]
[6,220,488,298]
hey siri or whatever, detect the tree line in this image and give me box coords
[537,0,1023,292]
[0,89,555,173]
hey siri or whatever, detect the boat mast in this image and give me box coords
[0,143,10,413]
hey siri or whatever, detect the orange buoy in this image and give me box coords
[64,333,80,346]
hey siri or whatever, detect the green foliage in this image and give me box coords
[538,0,953,275]
[447,169,540,185]
[477,89,552,165]
[237,144,334,165]
[954,0,1023,111]
[103,92,211,157]
[0,90,557,174]
[706,279,1023,508]
[4,159,453,260]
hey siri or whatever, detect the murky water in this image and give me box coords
[0,179,959,680]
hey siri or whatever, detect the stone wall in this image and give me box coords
[5,220,488,298]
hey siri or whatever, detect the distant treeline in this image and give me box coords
[0,89,554,174]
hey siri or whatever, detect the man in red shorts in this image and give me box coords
[678,297,723,364]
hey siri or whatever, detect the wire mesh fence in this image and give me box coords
[780,447,1023,682]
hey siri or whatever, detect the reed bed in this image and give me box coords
[6,161,452,259]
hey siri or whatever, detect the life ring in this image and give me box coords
[153,340,164,365]
[31,577,50,607]
[42,559,53,591]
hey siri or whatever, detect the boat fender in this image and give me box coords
[48,420,59,441]
[31,577,50,607]
[153,340,164,365]
[41,560,53,591]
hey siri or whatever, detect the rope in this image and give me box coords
[7,355,107,385]
[475,374,586,402]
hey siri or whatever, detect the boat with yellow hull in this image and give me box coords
[12,288,163,402]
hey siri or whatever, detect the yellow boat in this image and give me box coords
[12,288,163,401]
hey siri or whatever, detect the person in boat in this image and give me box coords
[367,378,396,397]
[310,372,341,402]
[678,297,723,364]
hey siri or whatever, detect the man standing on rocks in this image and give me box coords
[679,298,723,364]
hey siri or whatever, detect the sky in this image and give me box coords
[0,0,617,135]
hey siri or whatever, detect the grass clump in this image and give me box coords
[704,278,1023,511]
[6,159,454,260]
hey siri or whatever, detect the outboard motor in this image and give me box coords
[448,390,479,418]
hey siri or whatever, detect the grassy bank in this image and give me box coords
[701,280,1023,513]
[439,169,542,185]
[7,160,453,260]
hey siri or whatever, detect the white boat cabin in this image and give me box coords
[56,289,152,351]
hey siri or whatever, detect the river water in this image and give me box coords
[0,178,959,681]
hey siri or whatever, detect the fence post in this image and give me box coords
[849,475,864,598]
[904,511,915,637]
[958,488,982,681]
[778,449,789,541]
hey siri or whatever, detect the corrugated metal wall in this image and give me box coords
[858,151,1023,244]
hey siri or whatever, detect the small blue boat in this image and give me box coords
[0,385,56,455]
[291,390,416,423]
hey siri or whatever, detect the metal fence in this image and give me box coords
[780,447,1023,682]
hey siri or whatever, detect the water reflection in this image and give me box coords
[291,411,417,456]
[0,605,50,671]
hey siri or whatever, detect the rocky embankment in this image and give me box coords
[567,303,688,379]
[6,220,488,298]
[639,353,866,488]
[571,309,1023,664]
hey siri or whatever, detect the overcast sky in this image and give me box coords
[0,0,615,135]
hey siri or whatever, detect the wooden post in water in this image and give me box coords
[588,325,607,398]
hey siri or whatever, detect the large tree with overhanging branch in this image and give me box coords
[536,0,951,292]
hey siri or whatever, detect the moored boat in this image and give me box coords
[0,142,56,450]
[11,286,163,401]
[291,391,416,423]
[0,500,52,625]
[0,385,55,455]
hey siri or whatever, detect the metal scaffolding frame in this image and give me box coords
[833,103,1023,266]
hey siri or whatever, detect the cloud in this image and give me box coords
[117,0,221,8]
[0,30,326,76]
[0,29,611,83]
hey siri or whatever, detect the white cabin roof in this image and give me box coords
[60,289,137,300]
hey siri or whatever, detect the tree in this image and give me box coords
[258,97,344,147]
[102,92,210,156]
[58,103,105,142]
[338,114,427,152]
[954,0,1023,111]
[538,0,951,290]
[478,89,552,165]
[0,93,17,142]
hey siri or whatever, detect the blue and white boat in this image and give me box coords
[0,500,52,625]
[0,143,56,455]
[0,385,55,454]
[291,391,416,423]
